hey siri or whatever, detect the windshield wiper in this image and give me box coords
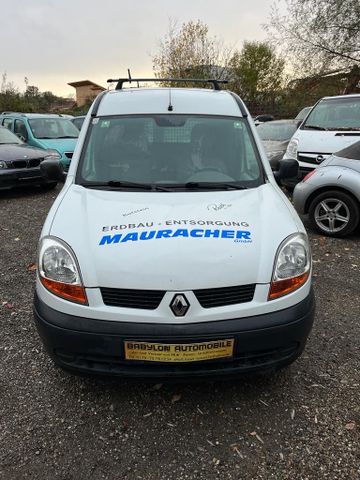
[81,180,171,191]
[303,125,328,130]
[183,182,248,190]
[56,135,79,139]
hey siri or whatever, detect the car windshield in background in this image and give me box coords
[303,97,360,131]
[295,107,312,121]
[72,117,85,131]
[257,122,298,142]
[0,127,23,145]
[78,115,263,190]
[29,118,79,139]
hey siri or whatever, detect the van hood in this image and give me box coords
[49,184,300,290]
[296,130,360,154]
[36,138,77,153]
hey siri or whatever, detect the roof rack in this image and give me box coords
[107,77,228,91]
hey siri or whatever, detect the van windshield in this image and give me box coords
[29,118,79,139]
[77,115,263,190]
[303,97,360,131]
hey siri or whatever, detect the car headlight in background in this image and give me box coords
[0,160,7,169]
[285,138,298,160]
[44,149,62,160]
[269,233,311,300]
[38,237,87,304]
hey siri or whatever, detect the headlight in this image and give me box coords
[45,149,61,159]
[268,233,311,300]
[38,237,87,304]
[0,160,7,169]
[285,138,298,160]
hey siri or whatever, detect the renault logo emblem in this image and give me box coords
[316,155,324,164]
[170,294,190,317]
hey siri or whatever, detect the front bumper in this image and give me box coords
[33,290,315,379]
[0,167,49,189]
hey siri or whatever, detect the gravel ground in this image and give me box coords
[0,185,359,480]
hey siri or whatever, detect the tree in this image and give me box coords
[229,41,285,105]
[266,0,360,74]
[0,73,73,113]
[152,20,232,86]
[25,85,40,98]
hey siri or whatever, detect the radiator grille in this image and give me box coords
[100,284,256,310]
[194,284,256,308]
[101,287,165,309]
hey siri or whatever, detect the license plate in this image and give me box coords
[124,339,234,363]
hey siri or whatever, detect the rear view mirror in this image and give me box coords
[40,158,66,182]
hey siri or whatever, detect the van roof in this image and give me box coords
[96,88,244,117]
[0,113,68,119]
[321,94,360,100]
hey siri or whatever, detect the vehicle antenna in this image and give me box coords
[168,87,173,112]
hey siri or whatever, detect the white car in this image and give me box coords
[33,78,315,379]
[284,94,360,185]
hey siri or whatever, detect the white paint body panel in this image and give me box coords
[37,88,311,324]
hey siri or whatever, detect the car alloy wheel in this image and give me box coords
[309,190,360,238]
[314,198,350,233]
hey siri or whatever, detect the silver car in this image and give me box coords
[293,141,360,237]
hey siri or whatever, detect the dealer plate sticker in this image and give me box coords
[124,339,234,363]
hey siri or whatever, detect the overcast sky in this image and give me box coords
[0,0,281,97]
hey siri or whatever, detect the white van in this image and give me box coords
[33,78,315,378]
[285,94,360,180]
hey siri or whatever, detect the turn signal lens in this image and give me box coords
[40,277,88,304]
[268,271,309,300]
[302,170,316,183]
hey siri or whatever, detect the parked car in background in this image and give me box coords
[293,140,360,237]
[0,113,79,171]
[71,115,86,131]
[0,126,58,190]
[257,119,301,170]
[295,106,312,122]
[253,114,275,126]
[283,94,360,186]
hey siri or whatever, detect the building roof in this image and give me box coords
[68,80,106,90]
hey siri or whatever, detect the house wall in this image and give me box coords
[75,86,104,106]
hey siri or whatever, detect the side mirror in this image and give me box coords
[40,158,66,182]
[274,158,299,183]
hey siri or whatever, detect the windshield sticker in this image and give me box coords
[99,228,252,245]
